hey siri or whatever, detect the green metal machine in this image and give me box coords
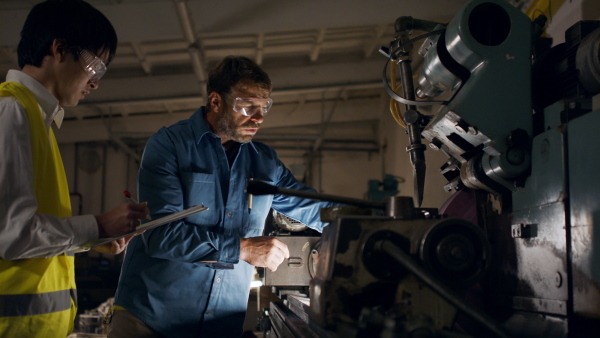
[256,1,600,337]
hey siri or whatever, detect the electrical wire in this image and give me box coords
[382,29,449,108]
[388,62,407,128]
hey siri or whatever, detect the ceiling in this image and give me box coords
[0,0,471,158]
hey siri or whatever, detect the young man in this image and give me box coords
[109,56,336,337]
[0,1,149,337]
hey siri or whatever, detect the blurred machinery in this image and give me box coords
[249,0,600,336]
[366,174,403,202]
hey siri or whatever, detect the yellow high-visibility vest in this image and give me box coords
[0,81,77,337]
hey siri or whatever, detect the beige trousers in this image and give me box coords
[106,308,165,338]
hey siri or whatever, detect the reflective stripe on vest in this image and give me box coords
[0,81,76,336]
[0,289,73,317]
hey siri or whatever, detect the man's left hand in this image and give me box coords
[92,233,140,255]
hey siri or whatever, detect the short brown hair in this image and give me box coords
[207,56,271,102]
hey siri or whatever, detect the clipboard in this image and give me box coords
[75,204,209,252]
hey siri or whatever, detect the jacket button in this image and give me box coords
[227,211,233,217]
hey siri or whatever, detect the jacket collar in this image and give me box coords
[6,69,64,129]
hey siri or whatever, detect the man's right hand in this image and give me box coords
[95,202,150,238]
[239,236,290,272]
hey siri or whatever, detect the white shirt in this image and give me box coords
[0,69,97,259]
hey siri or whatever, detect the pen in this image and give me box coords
[124,190,152,220]
[248,179,253,214]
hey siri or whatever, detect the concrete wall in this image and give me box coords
[61,143,140,217]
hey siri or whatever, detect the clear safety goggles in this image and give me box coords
[229,96,273,116]
[79,49,107,82]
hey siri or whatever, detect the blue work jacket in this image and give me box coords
[114,107,333,338]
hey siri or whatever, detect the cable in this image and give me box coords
[388,62,407,128]
[382,29,450,107]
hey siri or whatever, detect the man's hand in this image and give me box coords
[95,202,150,238]
[239,236,290,272]
[92,232,144,255]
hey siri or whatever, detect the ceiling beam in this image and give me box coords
[174,0,208,102]
[256,32,265,65]
[131,41,152,75]
[73,81,382,112]
[310,28,327,62]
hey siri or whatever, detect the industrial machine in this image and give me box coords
[249,0,600,336]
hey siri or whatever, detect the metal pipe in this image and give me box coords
[392,27,427,207]
[399,59,416,111]
[78,82,382,108]
[374,240,510,338]
[394,16,445,34]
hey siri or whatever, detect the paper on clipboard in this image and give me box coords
[76,204,209,252]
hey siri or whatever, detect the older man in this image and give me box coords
[110,56,336,337]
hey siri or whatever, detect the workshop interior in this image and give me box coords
[1,0,600,337]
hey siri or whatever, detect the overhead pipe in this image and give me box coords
[77,81,383,112]
[174,0,208,103]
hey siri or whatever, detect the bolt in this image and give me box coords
[507,148,525,165]
[555,272,563,287]
[451,246,464,259]
[429,138,443,151]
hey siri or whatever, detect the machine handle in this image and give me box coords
[245,180,386,210]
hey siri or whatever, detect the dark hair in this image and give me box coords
[207,56,272,101]
[17,0,118,68]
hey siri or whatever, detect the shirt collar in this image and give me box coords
[192,107,258,153]
[6,69,65,129]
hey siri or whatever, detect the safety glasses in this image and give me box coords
[229,96,273,116]
[79,49,107,82]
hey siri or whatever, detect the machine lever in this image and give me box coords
[245,180,386,210]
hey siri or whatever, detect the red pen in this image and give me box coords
[123,190,138,203]
[124,190,151,220]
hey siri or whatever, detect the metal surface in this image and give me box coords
[263,1,600,336]
[485,202,569,315]
[420,0,534,193]
[576,25,600,94]
[512,122,566,209]
[376,239,509,338]
[310,214,490,333]
[269,301,332,338]
[263,236,320,287]
[568,108,600,320]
